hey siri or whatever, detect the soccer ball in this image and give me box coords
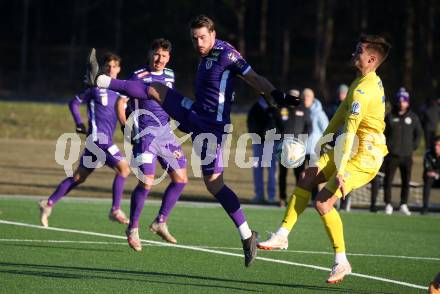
[277,137,306,168]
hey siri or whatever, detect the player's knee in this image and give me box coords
[118,164,130,178]
[138,181,152,190]
[314,200,331,216]
[73,174,86,184]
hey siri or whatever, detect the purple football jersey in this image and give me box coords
[128,67,175,129]
[77,87,120,143]
[192,39,251,126]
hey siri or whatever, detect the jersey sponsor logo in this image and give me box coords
[351,101,361,115]
[143,77,153,83]
[134,68,146,74]
[392,117,400,122]
[356,89,365,95]
[205,59,213,70]
[164,78,174,82]
[295,110,304,116]
[404,117,412,125]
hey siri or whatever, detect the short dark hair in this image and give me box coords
[359,34,391,63]
[189,15,215,32]
[103,52,121,65]
[150,38,172,53]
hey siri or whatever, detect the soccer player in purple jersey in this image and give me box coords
[39,53,130,227]
[85,15,300,267]
[116,39,187,250]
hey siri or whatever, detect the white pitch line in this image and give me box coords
[2,238,435,262]
[185,246,440,262]
[0,219,428,290]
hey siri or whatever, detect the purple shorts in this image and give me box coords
[132,133,187,176]
[79,143,124,170]
[162,89,225,176]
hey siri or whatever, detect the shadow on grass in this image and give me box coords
[0,243,122,253]
[0,262,391,293]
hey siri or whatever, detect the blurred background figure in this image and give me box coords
[247,96,278,204]
[325,84,348,119]
[422,136,440,215]
[276,89,312,207]
[383,87,422,215]
[302,88,328,201]
[419,96,440,149]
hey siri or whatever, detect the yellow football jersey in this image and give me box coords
[323,71,388,175]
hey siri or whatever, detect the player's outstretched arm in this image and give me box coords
[241,69,300,107]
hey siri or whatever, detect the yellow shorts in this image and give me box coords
[316,149,381,198]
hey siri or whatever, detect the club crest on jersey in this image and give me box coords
[356,89,365,95]
[351,101,361,115]
[404,117,412,125]
[205,59,213,70]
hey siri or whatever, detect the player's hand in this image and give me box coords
[427,171,439,178]
[335,174,346,199]
[271,89,301,107]
[121,125,135,145]
[75,123,87,134]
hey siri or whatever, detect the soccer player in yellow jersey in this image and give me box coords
[258,35,391,284]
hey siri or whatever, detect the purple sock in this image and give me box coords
[156,182,186,223]
[111,175,126,212]
[128,185,150,229]
[47,177,79,206]
[109,79,149,99]
[214,185,246,227]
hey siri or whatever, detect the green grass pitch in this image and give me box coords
[0,196,438,293]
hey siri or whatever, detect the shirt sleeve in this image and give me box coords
[68,89,91,125]
[336,89,369,175]
[224,49,251,76]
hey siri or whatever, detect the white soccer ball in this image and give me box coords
[277,138,306,168]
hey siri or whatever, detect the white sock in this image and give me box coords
[96,75,111,88]
[238,221,252,240]
[275,227,290,237]
[335,252,349,265]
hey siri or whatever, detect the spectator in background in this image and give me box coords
[247,96,278,204]
[276,89,312,207]
[422,136,440,215]
[419,96,440,149]
[383,87,422,215]
[325,84,349,119]
[303,88,329,200]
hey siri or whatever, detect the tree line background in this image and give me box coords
[1,0,439,107]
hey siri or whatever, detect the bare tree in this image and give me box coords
[259,0,268,56]
[115,0,124,52]
[403,0,415,91]
[19,0,30,91]
[314,0,335,102]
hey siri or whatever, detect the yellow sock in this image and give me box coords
[280,187,311,231]
[321,208,346,253]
